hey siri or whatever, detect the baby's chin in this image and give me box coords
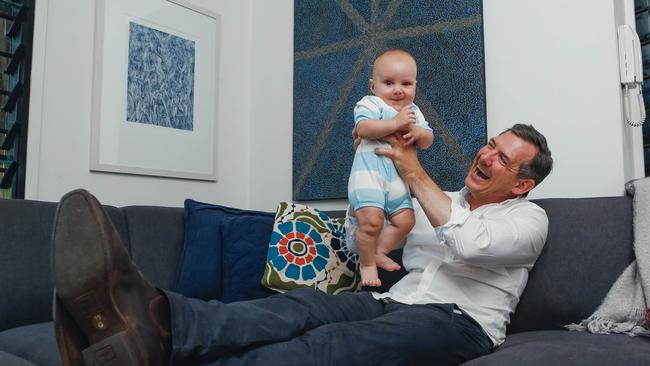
[389,101,410,111]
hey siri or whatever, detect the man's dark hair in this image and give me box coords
[501,124,553,189]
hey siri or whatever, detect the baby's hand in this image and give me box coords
[392,106,416,133]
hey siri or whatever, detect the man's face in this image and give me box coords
[465,131,538,206]
[370,52,417,112]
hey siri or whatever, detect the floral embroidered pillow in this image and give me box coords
[262,202,361,294]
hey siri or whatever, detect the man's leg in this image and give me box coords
[206,303,493,366]
[51,189,386,365]
[166,288,385,364]
[51,190,172,366]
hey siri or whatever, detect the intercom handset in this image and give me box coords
[617,24,646,127]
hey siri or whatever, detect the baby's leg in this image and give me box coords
[353,206,385,287]
[376,208,415,271]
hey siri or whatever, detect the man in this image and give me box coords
[51,124,552,365]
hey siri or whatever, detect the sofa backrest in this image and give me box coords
[508,196,635,333]
[0,195,636,336]
[0,198,131,331]
[122,206,185,290]
[322,198,636,334]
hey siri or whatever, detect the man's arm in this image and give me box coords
[439,203,548,266]
[374,134,451,227]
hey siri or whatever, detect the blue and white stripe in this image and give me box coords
[348,96,431,215]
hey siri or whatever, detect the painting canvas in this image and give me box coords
[293,0,487,200]
[126,22,196,131]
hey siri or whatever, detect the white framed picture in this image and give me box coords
[90,0,220,181]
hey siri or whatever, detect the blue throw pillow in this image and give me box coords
[220,215,277,303]
[174,199,273,301]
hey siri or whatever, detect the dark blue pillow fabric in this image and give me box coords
[174,199,273,301]
[220,214,277,303]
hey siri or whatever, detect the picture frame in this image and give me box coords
[90,0,220,181]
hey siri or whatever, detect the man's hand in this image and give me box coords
[376,133,452,227]
[352,128,361,150]
[392,106,416,133]
[374,133,420,181]
[402,126,433,147]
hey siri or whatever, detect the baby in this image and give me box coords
[347,49,433,287]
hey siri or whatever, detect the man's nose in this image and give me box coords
[480,151,497,165]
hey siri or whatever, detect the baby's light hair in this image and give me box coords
[369,48,417,79]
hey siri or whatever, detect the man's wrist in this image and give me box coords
[403,165,427,185]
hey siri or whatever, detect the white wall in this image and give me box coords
[248,0,646,211]
[26,0,645,210]
[482,0,644,200]
[249,0,294,211]
[26,0,254,207]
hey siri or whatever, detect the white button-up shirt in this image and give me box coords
[372,187,548,346]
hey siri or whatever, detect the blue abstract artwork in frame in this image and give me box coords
[126,22,195,131]
[293,0,486,200]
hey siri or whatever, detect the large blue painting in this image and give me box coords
[126,22,195,131]
[293,0,486,200]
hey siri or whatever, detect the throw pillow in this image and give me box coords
[220,214,277,303]
[174,199,274,300]
[262,202,361,294]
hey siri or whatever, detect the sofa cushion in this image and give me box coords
[174,199,274,301]
[220,214,277,303]
[262,202,361,294]
[508,197,635,333]
[0,322,60,366]
[0,351,36,366]
[463,330,650,365]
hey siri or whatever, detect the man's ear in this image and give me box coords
[512,179,536,196]
[369,79,374,94]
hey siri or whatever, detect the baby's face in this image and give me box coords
[370,52,417,112]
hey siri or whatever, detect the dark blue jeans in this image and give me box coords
[164,288,492,366]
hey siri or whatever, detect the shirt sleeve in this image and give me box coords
[436,200,548,267]
[354,96,382,125]
[412,104,432,131]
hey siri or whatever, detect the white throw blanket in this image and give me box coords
[566,177,650,336]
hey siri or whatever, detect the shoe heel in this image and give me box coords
[81,330,141,366]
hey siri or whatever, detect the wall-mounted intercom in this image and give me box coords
[618,24,646,126]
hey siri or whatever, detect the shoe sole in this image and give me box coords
[51,190,144,366]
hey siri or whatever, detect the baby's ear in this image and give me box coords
[368,79,374,93]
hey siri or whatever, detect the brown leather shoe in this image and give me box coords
[51,189,170,366]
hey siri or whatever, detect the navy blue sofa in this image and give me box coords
[0,196,649,365]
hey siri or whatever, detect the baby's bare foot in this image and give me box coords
[376,253,401,272]
[360,265,382,287]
